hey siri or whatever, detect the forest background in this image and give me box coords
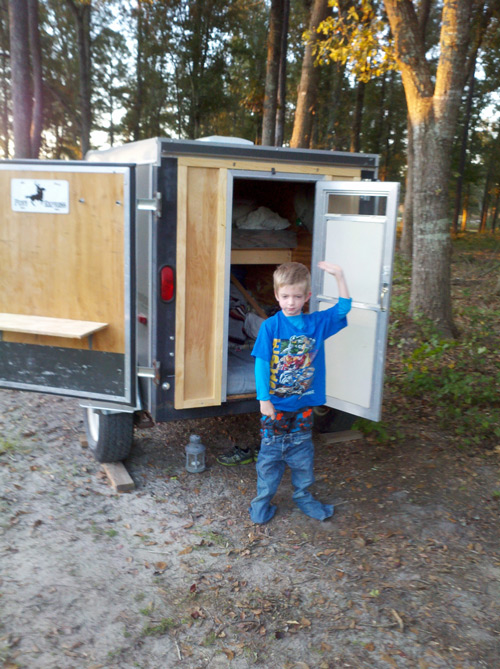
[0,0,499,446]
[1,0,500,333]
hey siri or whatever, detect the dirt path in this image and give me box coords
[1,388,499,668]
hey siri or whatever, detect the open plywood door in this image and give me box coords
[174,163,228,410]
[0,162,136,407]
[310,180,399,421]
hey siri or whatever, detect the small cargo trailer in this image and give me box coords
[0,137,399,462]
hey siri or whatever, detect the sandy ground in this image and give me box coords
[1,388,499,669]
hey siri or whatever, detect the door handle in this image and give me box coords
[380,283,389,311]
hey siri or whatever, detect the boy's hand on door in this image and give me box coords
[318,261,343,277]
[318,262,350,299]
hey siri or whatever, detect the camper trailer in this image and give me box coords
[0,138,399,463]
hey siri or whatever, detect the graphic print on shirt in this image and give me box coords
[270,334,317,397]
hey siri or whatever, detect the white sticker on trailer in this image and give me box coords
[11,179,69,214]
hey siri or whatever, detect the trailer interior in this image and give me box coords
[226,176,317,400]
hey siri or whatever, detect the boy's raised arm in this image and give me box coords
[317,262,350,299]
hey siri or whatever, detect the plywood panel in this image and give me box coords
[178,156,361,180]
[175,166,227,409]
[0,313,108,338]
[0,169,126,353]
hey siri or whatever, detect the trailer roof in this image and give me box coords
[86,137,379,169]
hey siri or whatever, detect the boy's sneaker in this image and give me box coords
[253,449,260,461]
[217,446,254,466]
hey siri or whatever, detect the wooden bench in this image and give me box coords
[0,313,108,339]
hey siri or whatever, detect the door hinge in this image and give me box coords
[137,192,162,218]
[137,360,161,385]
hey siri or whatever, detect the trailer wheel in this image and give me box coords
[83,408,134,463]
[313,406,356,434]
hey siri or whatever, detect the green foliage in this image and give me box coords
[142,617,177,636]
[309,0,410,159]
[0,436,17,455]
[391,310,500,448]
[315,0,396,83]
[394,249,412,282]
[352,417,393,443]
[455,232,500,252]
[366,239,500,449]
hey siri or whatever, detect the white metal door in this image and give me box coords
[310,180,400,421]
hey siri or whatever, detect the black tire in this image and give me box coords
[83,408,134,463]
[313,406,357,434]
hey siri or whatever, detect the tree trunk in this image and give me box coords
[452,55,476,235]
[376,72,387,172]
[262,0,284,146]
[384,0,478,336]
[372,72,386,156]
[350,80,365,153]
[187,0,206,140]
[399,0,431,259]
[410,107,455,333]
[274,0,289,147]
[8,0,32,158]
[479,127,500,232]
[382,71,400,180]
[327,61,347,150]
[290,0,329,149]
[491,188,499,232]
[461,183,469,232]
[1,50,10,157]
[108,89,114,147]
[400,117,413,259]
[27,0,43,158]
[479,176,491,233]
[67,0,92,157]
[130,2,144,140]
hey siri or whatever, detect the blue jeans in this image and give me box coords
[249,430,334,524]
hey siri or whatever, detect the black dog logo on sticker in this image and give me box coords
[26,184,45,203]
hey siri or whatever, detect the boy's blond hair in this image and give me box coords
[273,262,311,294]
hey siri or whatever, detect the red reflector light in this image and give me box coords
[160,266,174,302]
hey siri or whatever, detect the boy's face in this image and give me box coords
[275,283,311,317]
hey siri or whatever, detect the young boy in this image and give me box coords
[249,261,351,524]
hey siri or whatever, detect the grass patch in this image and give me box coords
[142,617,177,636]
[353,418,397,443]
[0,438,16,455]
[194,529,231,548]
[202,631,217,646]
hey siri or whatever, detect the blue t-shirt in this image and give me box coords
[252,298,352,411]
